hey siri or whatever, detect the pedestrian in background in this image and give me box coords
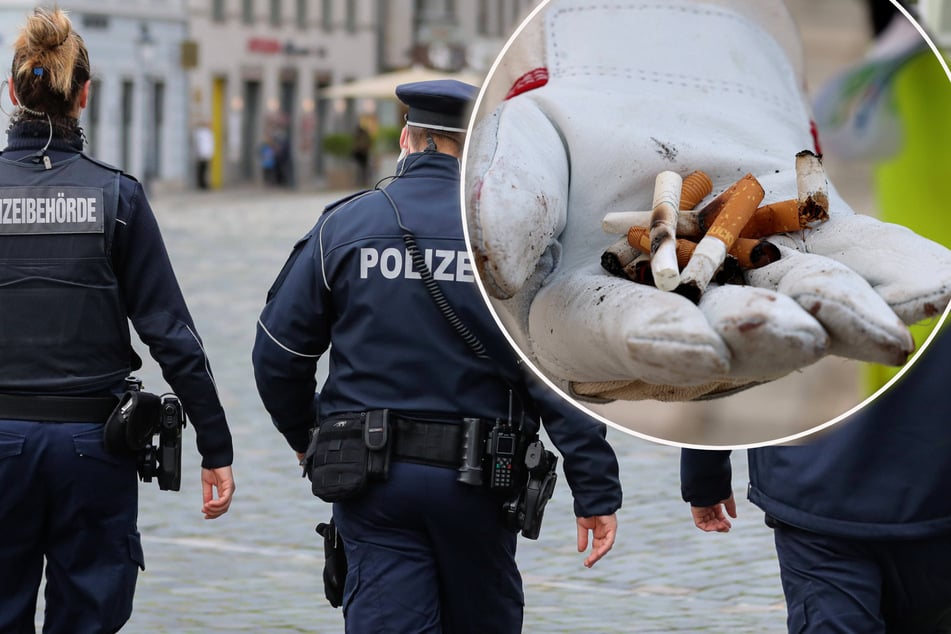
[351,124,372,187]
[252,79,621,633]
[0,8,235,633]
[193,120,213,190]
[683,3,951,631]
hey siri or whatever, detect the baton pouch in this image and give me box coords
[304,409,392,502]
[315,519,348,608]
[103,390,161,455]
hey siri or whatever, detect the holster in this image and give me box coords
[103,390,161,455]
[315,519,348,608]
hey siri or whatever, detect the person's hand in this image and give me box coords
[464,0,951,401]
[576,514,617,568]
[201,466,235,519]
[690,495,737,533]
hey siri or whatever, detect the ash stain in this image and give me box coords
[650,137,678,162]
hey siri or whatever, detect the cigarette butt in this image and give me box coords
[713,255,745,286]
[603,210,704,238]
[600,236,639,276]
[739,200,803,238]
[702,174,765,248]
[622,253,654,286]
[626,226,696,269]
[680,170,713,210]
[729,238,782,269]
[796,150,830,224]
[649,171,683,291]
[679,173,765,295]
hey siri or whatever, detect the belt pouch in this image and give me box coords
[363,409,391,480]
[305,410,391,502]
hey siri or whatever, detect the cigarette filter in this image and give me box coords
[739,199,802,238]
[679,170,713,210]
[649,171,683,291]
[678,173,765,298]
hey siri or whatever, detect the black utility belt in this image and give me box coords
[303,409,560,539]
[0,393,118,423]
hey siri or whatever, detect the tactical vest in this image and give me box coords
[0,153,130,394]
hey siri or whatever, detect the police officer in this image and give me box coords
[253,79,622,633]
[0,9,235,633]
[682,325,951,632]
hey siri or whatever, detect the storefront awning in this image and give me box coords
[321,66,484,100]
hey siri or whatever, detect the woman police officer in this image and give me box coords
[0,8,234,632]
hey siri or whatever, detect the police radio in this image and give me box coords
[486,420,519,490]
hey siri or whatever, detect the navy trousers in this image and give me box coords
[333,461,524,634]
[0,420,143,634]
[774,523,951,633]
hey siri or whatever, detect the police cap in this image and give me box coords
[396,79,478,134]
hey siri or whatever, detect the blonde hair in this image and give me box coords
[11,7,90,120]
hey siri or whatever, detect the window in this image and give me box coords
[242,0,254,24]
[84,78,101,156]
[477,0,488,35]
[120,80,134,170]
[212,0,226,22]
[270,0,282,26]
[345,0,356,32]
[322,0,333,31]
[296,0,308,28]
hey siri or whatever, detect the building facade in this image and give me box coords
[0,0,536,191]
[0,0,189,192]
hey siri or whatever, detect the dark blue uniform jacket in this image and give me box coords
[682,325,951,539]
[253,151,622,517]
[0,123,232,468]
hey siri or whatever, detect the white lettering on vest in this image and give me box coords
[358,247,475,283]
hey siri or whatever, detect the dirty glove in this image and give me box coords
[465,0,951,401]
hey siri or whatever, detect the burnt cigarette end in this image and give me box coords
[695,195,727,233]
[748,241,782,269]
[673,281,702,304]
[628,261,655,286]
[650,230,672,255]
[714,255,746,285]
[799,198,830,224]
[600,251,625,276]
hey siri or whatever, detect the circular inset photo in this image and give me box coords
[462,0,951,447]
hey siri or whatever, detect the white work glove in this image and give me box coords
[465,0,951,401]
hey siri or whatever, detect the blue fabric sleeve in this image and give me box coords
[680,449,733,507]
[526,376,623,518]
[113,179,233,468]
[252,228,329,453]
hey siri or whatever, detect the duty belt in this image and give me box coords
[391,415,470,469]
[0,394,118,423]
